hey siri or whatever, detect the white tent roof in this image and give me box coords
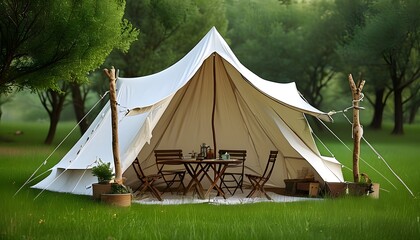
[33,27,343,195]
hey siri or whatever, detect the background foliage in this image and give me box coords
[0,0,137,92]
[1,0,418,137]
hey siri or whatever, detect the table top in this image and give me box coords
[284,177,315,183]
[159,158,241,165]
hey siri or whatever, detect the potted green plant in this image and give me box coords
[91,159,114,200]
[351,173,379,198]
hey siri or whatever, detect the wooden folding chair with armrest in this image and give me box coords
[218,150,247,195]
[154,149,186,194]
[245,150,278,200]
[132,158,162,201]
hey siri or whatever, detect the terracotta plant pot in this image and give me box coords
[92,183,112,200]
[101,193,132,207]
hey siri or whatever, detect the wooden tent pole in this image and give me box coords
[348,74,365,183]
[104,67,123,184]
[211,53,217,154]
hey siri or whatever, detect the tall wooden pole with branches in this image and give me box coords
[348,74,365,183]
[104,67,123,184]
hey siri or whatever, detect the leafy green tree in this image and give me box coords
[0,0,138,142]
[71,0,227,136]
[227,0,345,109]
[108,0,228,77]
[335,0,390,130]
[342,0,420,134]
[0,0,137,92]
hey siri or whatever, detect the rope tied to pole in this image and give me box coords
[340,113,415,198]
[318,107,415,198]
[316,116,397,190]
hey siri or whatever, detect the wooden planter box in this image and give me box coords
[325,182,347,198]
[325,182,380,198]
[101,193,132,207]
[284,178,315,195]
[92,183,112,200]
[369,183,380,199]
[348,183,370,196]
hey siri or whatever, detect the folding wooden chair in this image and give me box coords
[154,149,186,194]
[132,158,162,201]
[218,150,247,195]
[245,150,278,200]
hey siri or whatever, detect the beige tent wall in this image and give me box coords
[124,54,323,188]
[33,27,342,196]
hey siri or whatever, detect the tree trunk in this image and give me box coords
[407,94,419,124]
[392,88,404,134]
[104,67,123,184]
[40,89,67,145]
[70,83,89,134]
[369,88,385,129]
[44,110,61,145]
[348,74,365,183]
[408,104,419,124]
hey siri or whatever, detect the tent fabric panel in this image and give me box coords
[273,115,344,182]
[117,27,331,121]
[131,55,309,188]
[222,59,320,154]
[284,158,323,182]
[32,168,95,195]
[54,105,112,170]
[114,28,235,110]
[118,96,174,171]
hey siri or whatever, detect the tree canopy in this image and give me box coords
[0,0,138,92]
[1,0,418,136]
[108,0,228,77]
[340,0,420,134]
[227,0,419,133]
[227,0,345,109]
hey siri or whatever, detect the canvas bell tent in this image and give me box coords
[32,27,344,195]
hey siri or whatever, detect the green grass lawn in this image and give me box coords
[1,121,420,239]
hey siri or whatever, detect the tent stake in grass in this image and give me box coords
[348,74,365,183]
[104,67,123,185]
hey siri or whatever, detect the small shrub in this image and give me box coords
[111,183,131,194]
[91,159,114,184]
